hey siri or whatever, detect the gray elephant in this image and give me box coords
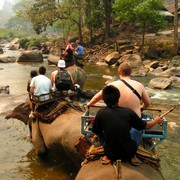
[66,65,87,88]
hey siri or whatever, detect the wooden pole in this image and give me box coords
[174,0,179,55]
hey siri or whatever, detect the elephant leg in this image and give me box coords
[32,118,47,156]
[28,118,32,140]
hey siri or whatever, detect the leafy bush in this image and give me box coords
[19,38,30,49]
[0,28,30,40]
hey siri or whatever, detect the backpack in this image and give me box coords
[55,69,73,90]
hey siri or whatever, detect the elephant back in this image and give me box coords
[66,65,87,88]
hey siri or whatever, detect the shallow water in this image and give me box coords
[0,46,179,180]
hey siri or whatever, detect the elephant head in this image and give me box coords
[66,65,87,88]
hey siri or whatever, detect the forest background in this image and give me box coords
[0,0,179,56]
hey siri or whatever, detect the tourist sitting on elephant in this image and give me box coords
[27,69,37,92]
[51,59,74,92]
[74,42,84,59]
[61,41,74,67]
[92,85,162,166]
[51,59,80,93]
[30,66,51,102]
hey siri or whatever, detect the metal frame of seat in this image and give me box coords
[81,110,96,145]
[81,107,167,151]
[142,119,167,151]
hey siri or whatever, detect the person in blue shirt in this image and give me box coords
[74,42,85,68]
[75,42,84,56]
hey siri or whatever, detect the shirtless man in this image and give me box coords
[87,62,151,164]
[87,62,150,118]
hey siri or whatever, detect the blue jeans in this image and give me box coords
[130,128,142,146]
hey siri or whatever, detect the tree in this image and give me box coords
[113,0,166,50]
[103,0,114,37]
[22,0,86,43]
[85,0,104,42]
[5,16,33,31]
[174,0,179,55]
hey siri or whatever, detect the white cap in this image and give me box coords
[58,60,66,68]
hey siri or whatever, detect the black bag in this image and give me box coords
[55,69,73,90]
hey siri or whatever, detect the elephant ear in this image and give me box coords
[5,102,31,125]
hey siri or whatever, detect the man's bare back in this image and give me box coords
[87,62,150,117]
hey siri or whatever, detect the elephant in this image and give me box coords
[66,65,87,88]
[76,158,164,180]
[5,98,164,180]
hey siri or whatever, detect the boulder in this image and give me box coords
[118,44,135,53]
[17,50,43,62]
[0,85,10,94]
[149,67,164,75]
[118,54,143,67]
[116,39,130,46]
[169,76,180,88]
[155,67,180,78]
[144,47,161,59]
[50,46,61,56]
[47,55,60,65]
[68,35,79,43]
[148,61,160,69]
[0,55,16,63]
[104,52,120,65]
[148,77,172,89]
[132,67,148,77]
[0,48,3,54]
[9,38,19,50]
[168,56,180,68]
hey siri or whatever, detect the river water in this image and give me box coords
[0,45,179,180]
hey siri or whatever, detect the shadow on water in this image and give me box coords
[17,149,77,180]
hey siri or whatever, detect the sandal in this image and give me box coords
[130,160,142,167]
[100,156,111,165]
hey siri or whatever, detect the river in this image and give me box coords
[0,45,179,180]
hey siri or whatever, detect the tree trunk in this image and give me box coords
[140,22,146,52]
[104,0,112,37]
[77,15,84,44]
[174,0,179,55]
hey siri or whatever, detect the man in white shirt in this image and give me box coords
[30,66,51,101]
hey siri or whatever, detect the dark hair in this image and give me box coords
[39,66,46,75]
[118,62,132,76]
[30,70,37,78]
[102,85,120,107]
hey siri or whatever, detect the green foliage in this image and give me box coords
[113,0,139,23]
[133,0,166,28]
[27,39,41,48]
[113,0,166,48]
[113,0,166,30]
[19,37,44,49]
[85,0,104,29]
[19,38,30,48]
[0,28,30,40]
